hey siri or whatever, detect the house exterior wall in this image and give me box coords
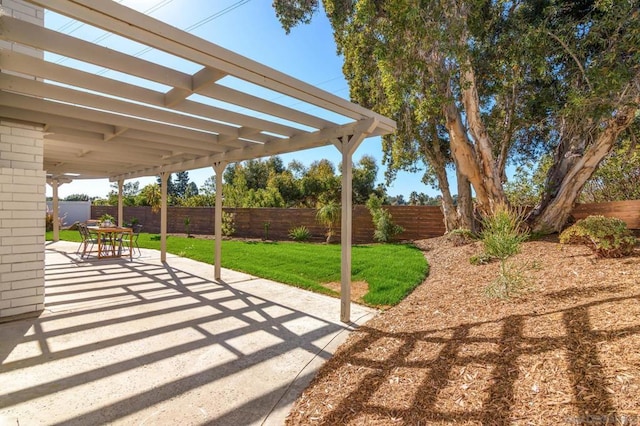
[0,0,46,319]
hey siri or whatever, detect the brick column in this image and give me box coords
[0,0,47,320]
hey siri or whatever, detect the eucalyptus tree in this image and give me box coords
[273,0,639,233]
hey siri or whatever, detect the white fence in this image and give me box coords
[46,201,91,227]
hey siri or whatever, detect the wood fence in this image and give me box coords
[571,200,640,229]
[92,200,639,243]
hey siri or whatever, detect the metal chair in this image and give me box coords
[118,224,143,257]
[77,222,97,258]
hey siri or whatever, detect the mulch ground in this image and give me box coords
[285,235,640,425]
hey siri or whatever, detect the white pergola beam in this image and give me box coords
[0,16,192,90]
[2,52,302,138]
[109,118,376,181]
[26,1,395,128]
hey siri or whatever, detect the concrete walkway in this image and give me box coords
[0,241,377,425]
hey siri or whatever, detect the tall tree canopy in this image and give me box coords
[273,0,639,233]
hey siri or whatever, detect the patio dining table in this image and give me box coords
[88,226,133,260]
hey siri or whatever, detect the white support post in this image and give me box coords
[52,179,60,242]
[340,147,353,323]
[160,172,168,262]
[213,161,227,280]
[117,179,124,227]
[332,125,376,323]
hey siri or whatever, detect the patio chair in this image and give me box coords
[77,222,98,258]
[118,224,143,257]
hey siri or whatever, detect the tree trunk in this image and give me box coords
[456,170,475,232]
[434,162,459,232]
[459,64,506,207]
[529,104,638,233]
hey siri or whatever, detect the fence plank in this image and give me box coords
[91,200,639,243]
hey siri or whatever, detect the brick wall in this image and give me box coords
[0,0,46,320]
[0,122,46,319]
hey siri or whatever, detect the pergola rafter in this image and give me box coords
[0,0,396,322]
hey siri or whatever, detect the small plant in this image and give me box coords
[480,204,529,260]
[560,215,637,258]
[45,209,65,231]
[477,204,531,299]
[126,217,140,227]
[447,228,477,246]
[484,261,532,299]
[263,221,271,240]
[289,225,311,242]
[366,194,403,243]
[184,216,192,238]
[316,201,341,243]
[99,213,115,225]
[470,252,492,265]
[221,212,236,237]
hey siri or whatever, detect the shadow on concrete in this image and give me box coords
[0,242,373,425]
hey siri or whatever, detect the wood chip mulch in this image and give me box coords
[286,235,640,425]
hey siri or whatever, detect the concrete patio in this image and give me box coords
[0,241,377,425]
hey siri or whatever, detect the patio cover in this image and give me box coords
[0,0,396,322]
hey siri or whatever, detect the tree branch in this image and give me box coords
[545,30,593,92]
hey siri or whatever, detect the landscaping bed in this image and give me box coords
[286,235,640,425]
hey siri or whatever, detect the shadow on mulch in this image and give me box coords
[287,293,640,425]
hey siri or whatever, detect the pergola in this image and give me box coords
[0,0,396,322]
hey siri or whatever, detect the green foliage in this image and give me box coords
[581,139,640,202]
[469,252,492,266]
[221,212,236,237]
[480,205,529,261]
[263,221,271,240]
[99,213,115,224]
[559,215,637,258]
[316,200,341,243]
[475,205,531,299]
[273,0,640,235]
[447,228,477,246]
[64,193,89,201]
[124,217,139,227]
[140,183,161,213]
[181,194,215,207]
[105,181,140,206]
[288,225,311,242]
[184,216,191,237]
[505,157,552,207]
[352,155,379,204]
[366,194,404,243]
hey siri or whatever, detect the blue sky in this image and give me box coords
[44,0,437,199]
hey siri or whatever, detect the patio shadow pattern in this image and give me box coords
[0,242,375,425]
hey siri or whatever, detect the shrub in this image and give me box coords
[221,212,236,237]
[289,225,311,242]
[447,228,477,246]
[366,194,404,242]
[559,215,637,258]
[480,204,529,260]
[184,216,191,237]
[45,209,65,231]
[477,204,531,299]
[484,261,532,299]
[316,201,341,243]
[99,213,115,224]
[470,252,492,265]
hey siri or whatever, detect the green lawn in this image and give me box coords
[47,230,429,306]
